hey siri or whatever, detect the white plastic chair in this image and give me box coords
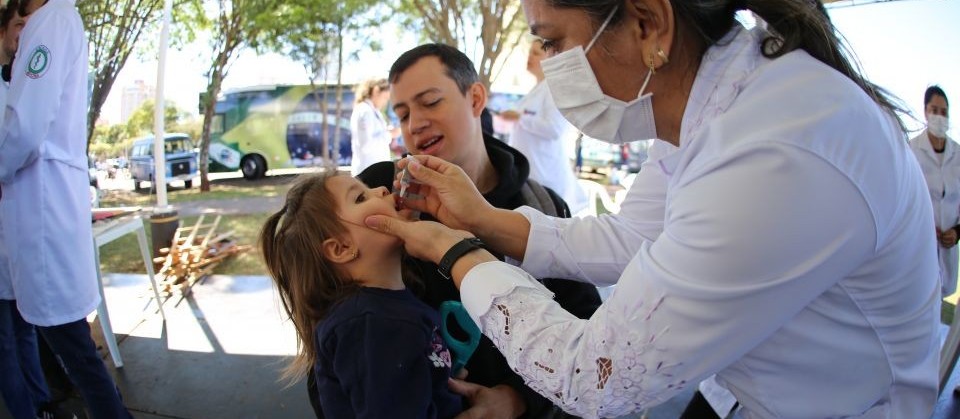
[575,179,620,217]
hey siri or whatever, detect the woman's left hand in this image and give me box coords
[364,215,472,264]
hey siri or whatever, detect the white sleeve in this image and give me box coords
[460,143,875,418]
[0,13,75,182]
[518,143,674,286]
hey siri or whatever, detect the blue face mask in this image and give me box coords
[540,6,658,144]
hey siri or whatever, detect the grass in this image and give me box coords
[99,181,291,208]
[99,213,271,276]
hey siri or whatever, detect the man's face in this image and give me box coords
[390,56,485,167]
[2,14,26,58]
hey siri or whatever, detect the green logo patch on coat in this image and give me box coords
[26,45,50,79]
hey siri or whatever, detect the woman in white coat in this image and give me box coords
[364,0,941,418]
[909,86,957,298]
[349,78,396,175]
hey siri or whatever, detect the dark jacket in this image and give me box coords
[313,287,462,419]
[357,135,602,418]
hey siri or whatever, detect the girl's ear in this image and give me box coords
[322,238,359,264]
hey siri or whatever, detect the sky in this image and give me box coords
[101,0,958,137]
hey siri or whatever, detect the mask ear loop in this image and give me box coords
[585,5,619,53]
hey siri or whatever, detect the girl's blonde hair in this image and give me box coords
[260,171,359,382]
[354,78,389,104]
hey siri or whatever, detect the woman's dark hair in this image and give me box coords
[545,0,908,129]
[925,85,948,108]
[389,43,479,95]
[1,0,20,28]
[17,0,43,18]
[260,171,360,382]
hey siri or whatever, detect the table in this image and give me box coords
[92,215,166,368]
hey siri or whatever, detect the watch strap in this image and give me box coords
[438,237,485,280]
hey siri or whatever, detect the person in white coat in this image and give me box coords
[349,78,396,175]
[0,0,131,417]
[909,86,957,298]
[364,1,941,418]
[0,2,52,418]
[503,40,589,214]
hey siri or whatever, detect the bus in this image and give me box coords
[206,84,356,179]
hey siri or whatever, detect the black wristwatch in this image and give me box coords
[438,237,485,280]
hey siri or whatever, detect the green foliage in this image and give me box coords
[124,100,182,137]
[125,100,186,137]
[391,0,527,87]
[79,0,204,149]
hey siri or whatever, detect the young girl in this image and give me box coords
[260,172,462,418]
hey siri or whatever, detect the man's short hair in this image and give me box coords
[389,43,479,95]
[1,0,20,28]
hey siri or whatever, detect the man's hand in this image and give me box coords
[942,227,959,249]
[448,380,526,419]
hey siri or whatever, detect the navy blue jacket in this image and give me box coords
[313,287,462,419]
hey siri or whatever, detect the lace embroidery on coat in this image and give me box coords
[480,288,684,418]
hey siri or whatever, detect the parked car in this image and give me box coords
[129,133,199,191]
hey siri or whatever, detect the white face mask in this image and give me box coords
[928,114,949,138]
[541,6,657,144]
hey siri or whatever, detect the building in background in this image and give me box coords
[120,79,155,123]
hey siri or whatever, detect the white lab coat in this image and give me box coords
[461,25,940,418]
[508,82,589,214]
[0,79,10,300]
[0,0,99,326]
[349,100,392,175]
[909,131,960,297]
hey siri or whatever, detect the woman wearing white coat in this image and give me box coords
[349,78,396,175]
[909,86,957,298]
[0,0,130,417]
[364,1,941,418]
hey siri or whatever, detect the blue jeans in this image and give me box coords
[0,299,50,419]
[38,318,132,419]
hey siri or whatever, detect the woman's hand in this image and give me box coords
[364,216,472,264]
[396,155,495,231]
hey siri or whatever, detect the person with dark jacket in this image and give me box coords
[305,43,601,419]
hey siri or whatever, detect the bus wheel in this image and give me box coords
[241,155,266,180]
[184,180,193,189]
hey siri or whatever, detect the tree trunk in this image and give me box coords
[199,49,228,192]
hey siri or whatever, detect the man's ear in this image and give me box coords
[468,82,488,118]
[322,238,358,264]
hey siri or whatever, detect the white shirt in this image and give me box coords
[349,100,392,175]
[0,0,99,325]
[0,80,10,300]
[508,82,589,214]
[460,26,939,419]
[909,131,960,296]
